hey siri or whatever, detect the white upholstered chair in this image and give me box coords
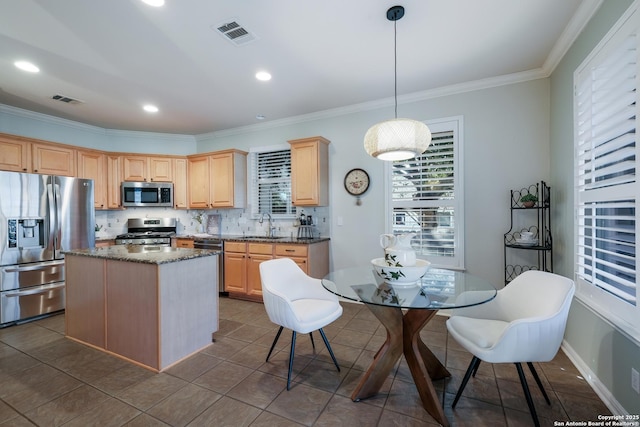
[259,258,342,390]
[446,270,575,427]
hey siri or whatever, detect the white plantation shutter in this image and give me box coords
[574,6,639,336]
[250,147,293,217]
[389,118,463,269]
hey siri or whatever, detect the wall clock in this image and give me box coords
[344,168,370,205]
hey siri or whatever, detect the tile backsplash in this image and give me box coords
[95,206,330,239]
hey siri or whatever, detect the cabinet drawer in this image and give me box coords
[248,243,273,255]
[225,241,247,253]
[275,244,308,257]
[175,238,193,248]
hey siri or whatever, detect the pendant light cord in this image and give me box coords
[394,18,398,119]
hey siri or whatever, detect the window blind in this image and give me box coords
[575,29,637,306]
[250,149,292,217]
[392,130,457,259]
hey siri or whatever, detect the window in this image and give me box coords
[386,117,464,269]
[249,146,293,218]
[574,5,639,338]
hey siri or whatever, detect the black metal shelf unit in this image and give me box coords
[503,181,553,284]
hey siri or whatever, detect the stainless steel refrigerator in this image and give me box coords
[0,171,95,326]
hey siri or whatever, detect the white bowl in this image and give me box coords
[371,258,431,284]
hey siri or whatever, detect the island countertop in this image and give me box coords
[64,245,219,264]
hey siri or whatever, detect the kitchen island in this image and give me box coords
[64,245,219,372]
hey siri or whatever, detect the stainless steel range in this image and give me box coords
[115,218,176,246]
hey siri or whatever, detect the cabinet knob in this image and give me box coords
[22,168,27,171]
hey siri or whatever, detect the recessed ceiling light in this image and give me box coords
[256,114,265,120]
[255,71,271,81]
[141,0,164,6]
[143,104,159,113]
[14,61,39,73]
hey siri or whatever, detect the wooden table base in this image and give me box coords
[351,305,451,427]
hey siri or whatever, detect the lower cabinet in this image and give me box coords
[174,238,194,248]
[224,240,329,302]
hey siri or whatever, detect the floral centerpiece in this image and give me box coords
[192,211,207,232]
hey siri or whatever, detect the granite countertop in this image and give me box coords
[64,245,220,265]
[177,234,330,244]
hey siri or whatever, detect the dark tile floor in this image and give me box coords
[0,297,610,426]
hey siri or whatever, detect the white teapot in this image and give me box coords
[379,233,417,267]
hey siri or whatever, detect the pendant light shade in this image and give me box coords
[364,5,432,161]
[364,118,432,161]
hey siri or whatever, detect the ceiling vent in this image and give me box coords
[213,19,258,46]
[51,94,84,105]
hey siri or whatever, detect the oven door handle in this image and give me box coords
[3,282,65,297]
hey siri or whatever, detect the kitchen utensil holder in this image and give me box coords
[297,225,315,239]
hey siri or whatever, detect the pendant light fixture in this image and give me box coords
[364,5,432,161]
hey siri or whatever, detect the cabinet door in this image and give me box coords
[122,156,148,181]
[77,150,107,209]
[32,142,76,176]
[149,157,172,182]
[210,152,234,207]
[173,158,188,209]
[0,136,30,172]
[247,253,272,298]
[224,252,247,293]
[106,155,122,209]
[289,137,329,206]
[188,155,211,208]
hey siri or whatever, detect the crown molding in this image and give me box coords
[0,104,106,134]
[105,128,195,143]
[542,0,604,75]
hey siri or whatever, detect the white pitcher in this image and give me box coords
[379,233,417,267]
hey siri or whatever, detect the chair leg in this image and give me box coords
[452,356,481,408]
[286,331,297,390]
[318,328,340,372]
[472,359,481,377]
[527,362,551,405]
[266,326,284,362]
[515,363,540,427]
[309,331,315,350]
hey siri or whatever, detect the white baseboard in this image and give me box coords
[561,340,628,415]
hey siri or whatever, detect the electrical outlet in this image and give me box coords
[632,368,640,394]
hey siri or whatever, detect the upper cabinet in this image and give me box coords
[288,136,330,206]
[187,149,247,209]
[173,158,188,209]
[77,149,107,209]
[0,133,76,176]
[122,155,173,182]
[106,155,122,209]
[0,134,30,172]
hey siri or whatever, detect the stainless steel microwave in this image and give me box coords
[121,182,173,207]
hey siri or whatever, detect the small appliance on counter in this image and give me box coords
[115,218,176,246]
[0,171,95,327]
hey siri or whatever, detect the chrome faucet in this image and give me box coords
[259,212,275,237]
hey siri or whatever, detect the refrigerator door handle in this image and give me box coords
[3,260,65,273]
[3,282,65,297]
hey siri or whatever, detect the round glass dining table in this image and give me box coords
[322,267,496,427]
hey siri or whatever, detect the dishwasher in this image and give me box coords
[193,238,226,296]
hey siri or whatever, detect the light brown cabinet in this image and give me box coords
[0,134,30,172]
[122,155,173,182]
[188,150,247,209]
[173,158,188,209]
[95,240,115,248]
[288,136,330,206]
[32,142,77,176]
[224,240,330,302]
[106,155,122,209]
[224,242,247,296]
[77,149,107,209]
[0,133,77,175]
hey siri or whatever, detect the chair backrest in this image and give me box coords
[495,271,575,362]
[499,270,575,322]
[259,257,337,330]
